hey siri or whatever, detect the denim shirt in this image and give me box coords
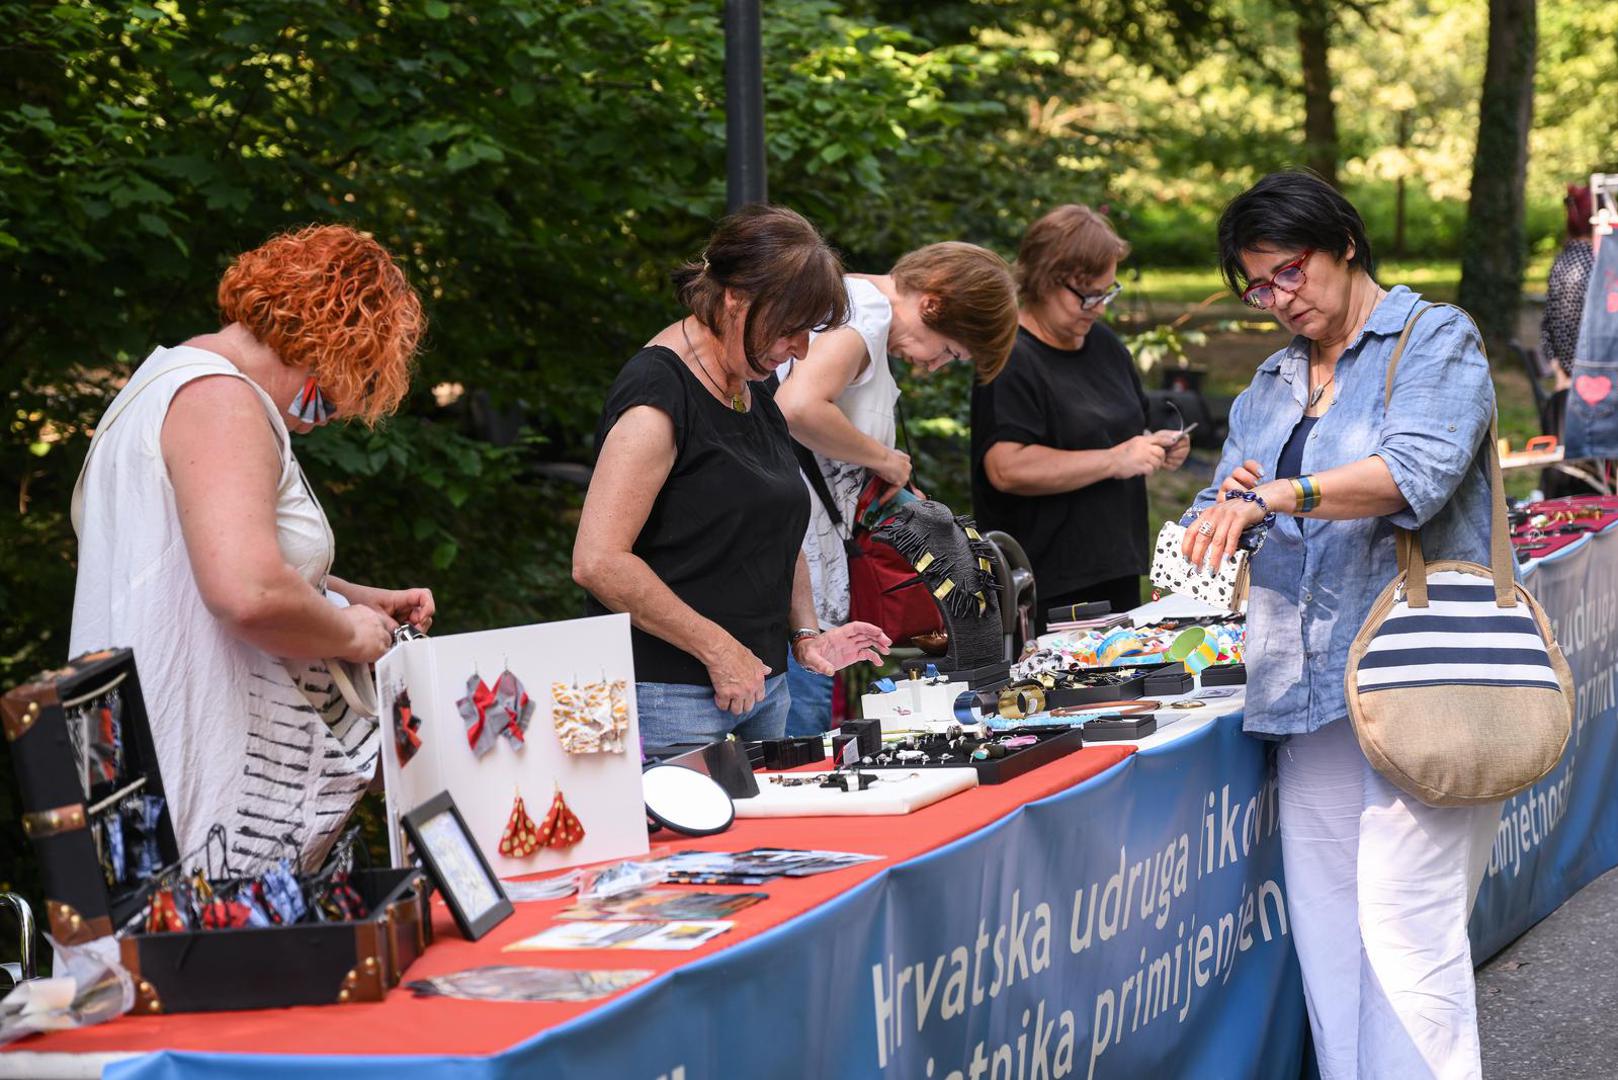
[1183,286,1496,736]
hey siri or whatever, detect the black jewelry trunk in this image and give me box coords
[2,649,432,1013]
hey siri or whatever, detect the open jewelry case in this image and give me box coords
[851,726,1085,785]
[1,649,431,1013]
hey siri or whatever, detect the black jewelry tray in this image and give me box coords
[899,658,1012,690]
[1082,716,1158,742]
[1135,663,1195,696]
[1200,663,1247,687]
[857,727,1085,785]
[1041,669,1149,709]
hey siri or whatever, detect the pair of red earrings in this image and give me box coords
[499,785,585,858]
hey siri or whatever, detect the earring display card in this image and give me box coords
[378,614,648,880]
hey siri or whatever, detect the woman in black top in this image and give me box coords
[1542,184,1594,382]
[575,206,891,745]
[971,206,1189,626]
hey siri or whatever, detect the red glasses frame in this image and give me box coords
[1240,249,1314,309]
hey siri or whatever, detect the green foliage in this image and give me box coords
[0,0,1610,906]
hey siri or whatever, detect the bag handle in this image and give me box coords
[1382,303,1514,608]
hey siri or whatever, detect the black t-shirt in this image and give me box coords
[970,323,1150,596]
[584,346,810,686]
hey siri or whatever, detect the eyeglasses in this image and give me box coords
[1239,249,1314,309]
[1063,280,1123,310]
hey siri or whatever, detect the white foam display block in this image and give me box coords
[377,613,649,879]
[735,768,978,817]
[860,680,963,727]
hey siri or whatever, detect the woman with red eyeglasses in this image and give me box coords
[1178,171,1499,1078]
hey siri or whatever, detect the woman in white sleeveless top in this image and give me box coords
[774,243,1018,734]
[70,225,430,873]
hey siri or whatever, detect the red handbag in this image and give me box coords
[846,476,943,643]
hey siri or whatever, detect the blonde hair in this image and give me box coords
[892,242,1018,382]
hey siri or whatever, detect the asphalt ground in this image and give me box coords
[1477,866,1618,1078]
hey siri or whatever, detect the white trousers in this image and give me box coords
[1277,719,1501,1080]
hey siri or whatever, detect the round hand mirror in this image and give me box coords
[643,763,735,837]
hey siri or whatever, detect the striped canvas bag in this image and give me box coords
[1345,304,1573,807]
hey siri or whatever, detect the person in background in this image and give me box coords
[71,224,432,873]
[772,242,1018,736]
[1183,170,1499,1079]
[574,205,890,747]
[1541,184,1594,391]
[971,205,1188,628]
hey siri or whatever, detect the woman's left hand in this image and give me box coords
[1164,433,1191,471]
[361,586,436,632]
[794,622,892,675]
[1180,493,1267,571]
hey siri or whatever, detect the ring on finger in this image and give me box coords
[1196,521,1215,536]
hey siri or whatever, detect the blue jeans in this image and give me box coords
[784,652,834,736]
[636,674,790,747]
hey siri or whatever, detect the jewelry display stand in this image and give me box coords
[378,614,649,880]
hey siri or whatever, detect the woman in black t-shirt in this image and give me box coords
[575,206,891,745]
[971,206,1190,626]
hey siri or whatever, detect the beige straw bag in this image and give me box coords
[1345,303,1573,807]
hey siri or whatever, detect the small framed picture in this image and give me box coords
[401,791,513,941]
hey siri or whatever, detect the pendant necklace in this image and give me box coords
[681,318,746,413]
[1307,371,1335,409]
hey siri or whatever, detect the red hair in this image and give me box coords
[218,224,425,425]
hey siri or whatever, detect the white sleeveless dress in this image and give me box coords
[779,276,900,628]
[70,345,379,874]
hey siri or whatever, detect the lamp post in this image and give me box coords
[724,0,766,211]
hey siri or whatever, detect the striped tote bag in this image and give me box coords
[1345,305,1573,807]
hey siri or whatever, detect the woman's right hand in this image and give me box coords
[338,604,397,663]
[706,635,770,715]
[1218,459,1264,499]
[873,447,913,489]
[1111,435,1167,479]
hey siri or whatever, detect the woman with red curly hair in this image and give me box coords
[70,224,430,872]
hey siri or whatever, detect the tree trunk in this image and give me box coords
[1458,0,1537,361]
[1295,0,1338,187]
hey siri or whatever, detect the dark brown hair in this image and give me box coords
[673,205,848,375]
[1016,205,1131,307]
[1566,185,1593,240]
[892,242,1018,382]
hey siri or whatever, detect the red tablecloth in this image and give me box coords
[12,744,1132,1060]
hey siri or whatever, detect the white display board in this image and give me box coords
[378,614,648,878]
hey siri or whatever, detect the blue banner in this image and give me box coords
[1470,524,1618,958]
[111,714,1305,1080]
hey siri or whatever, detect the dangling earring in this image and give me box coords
[537,784,585,849]
[499,789,540,858]
[288,376,334,424]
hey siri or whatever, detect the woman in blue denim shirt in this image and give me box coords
[1179,172,1501,1079]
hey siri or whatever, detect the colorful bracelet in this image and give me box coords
[1290,475,1322,514]
[1224,489,1277,529]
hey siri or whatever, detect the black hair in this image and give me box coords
[672,204,848,376]
[1217,170,1376,295]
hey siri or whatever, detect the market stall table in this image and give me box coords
[3,742,1137,1078]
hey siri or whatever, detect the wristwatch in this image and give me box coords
[790,627,821,645]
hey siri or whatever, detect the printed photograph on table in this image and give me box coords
[506,919,734,952]
[406,964,652,1003]
[557,890,767,922]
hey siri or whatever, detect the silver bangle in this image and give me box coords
[790,627,821,644]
